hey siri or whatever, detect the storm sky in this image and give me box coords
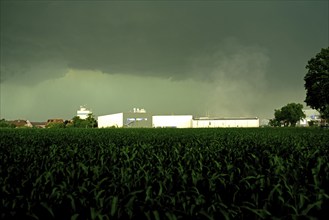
[1,0,328,121]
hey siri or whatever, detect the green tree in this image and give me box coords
[0,119,16,128]
[46,122,66,129]
[270,103,306,127]
[71,116,83,128]
[269,118,281,127]
[86,113,98,128]
[304,47,329,120]
[71,114,97,128]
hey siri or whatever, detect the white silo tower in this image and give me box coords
[77,106,92,119]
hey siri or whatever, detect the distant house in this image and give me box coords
[64,119,73,126]
[30,122,47,128]
[299,109,321,127]
[46,119,64,127]
[9,119,33,128]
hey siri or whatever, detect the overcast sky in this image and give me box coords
[1,0,328,121]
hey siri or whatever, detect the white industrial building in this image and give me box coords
[152,115,193,128]
[97,108,260,128]
[192,117,259,128]
[77,106,93,119]
[98,108,152,128]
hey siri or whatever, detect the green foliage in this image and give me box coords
[0,128,328,219]
[86,114,98,128]
[45,122,66,129]
[304,47,329,119]
[268,118,281,127]
[71,114,98,128]
[271,103,306,127]
[0,119,16,128]
[308,120,321,127]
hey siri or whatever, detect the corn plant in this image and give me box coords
[0,127,328,219]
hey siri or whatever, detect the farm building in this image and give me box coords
[98,108,152,128]
[46,119,64,127]
[30,122,47,128]
[8,119,33,128]
[152,115,193,128]
[192,117,260,128]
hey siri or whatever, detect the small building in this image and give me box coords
[9,119,33,128]
[192,117,259,128]
[98,108,152,128]
[152,115,193,128]
[46,119,64,126]
[30,122,47,128]
[299,109,321,127]
[77,106,92,119]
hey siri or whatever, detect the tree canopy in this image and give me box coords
[269,103,306,127]
[45,114,98,128]
[304,47,329,119]
[0,119,16,128]
[45,122,66,129]
[69,114,98,128]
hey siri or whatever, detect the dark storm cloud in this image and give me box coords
[1,1,328,85]
[1,1,328,121]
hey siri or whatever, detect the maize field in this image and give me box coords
[0,128,328,219]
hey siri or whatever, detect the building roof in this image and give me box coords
[193,117,259,120]
[46,119,64,126]
[47,118,64,122]
[30,122,47,127]
[8,120,28,127]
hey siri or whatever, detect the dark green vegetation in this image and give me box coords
[304,46,329,120]
[1,128,328,219]
[68,115,98,129]
[0,119,16,128]
[46,114,98,129]
[269,103,306,127]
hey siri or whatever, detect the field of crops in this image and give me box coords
[1,128,328,219]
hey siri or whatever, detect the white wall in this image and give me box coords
[77,107,92,119]
[192,118,259,128]
[299,109,321,126]
[152,115,193,128]
[98,113,123,128]
[98,113,259,128]
[77,110,92,119]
